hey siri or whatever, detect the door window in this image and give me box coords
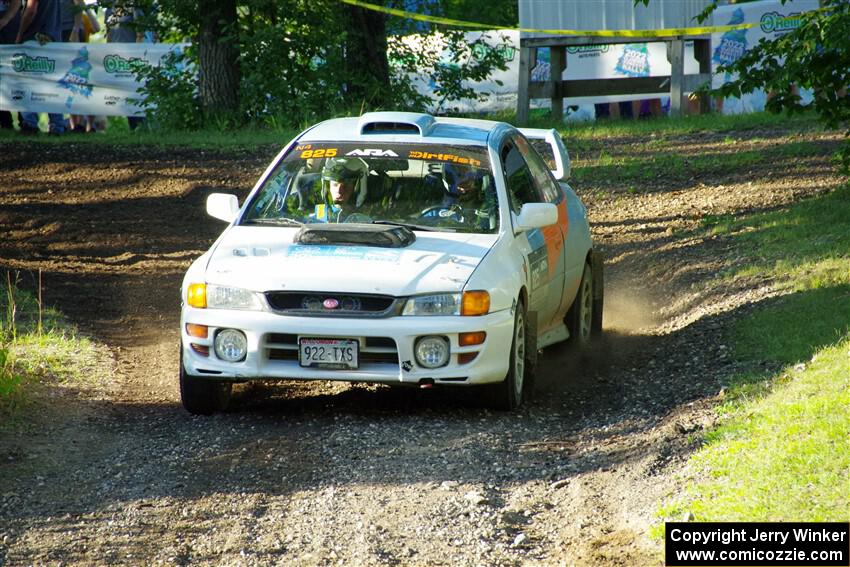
[502,142,543,215]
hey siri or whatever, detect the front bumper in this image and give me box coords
[180,307,514,386]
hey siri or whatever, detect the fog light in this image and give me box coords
[415,336,449,369]
[214,329,247,362]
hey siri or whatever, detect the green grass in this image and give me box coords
[658,183,850,525]
[0,115,298,149]
[683,337,850,521]
[1,108,822,152]
[705,184,850,292]
[0,272,104,416]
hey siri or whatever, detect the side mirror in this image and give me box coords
[514,203,558,232]
[206,193,239,223]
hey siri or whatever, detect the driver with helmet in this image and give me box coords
[312,157,371,222]
[436,164,496,230]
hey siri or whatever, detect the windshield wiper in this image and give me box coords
[372,220,442,232]
[242,217,303,227]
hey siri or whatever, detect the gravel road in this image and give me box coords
[0,126,843,566]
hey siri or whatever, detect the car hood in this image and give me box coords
[204,226,498,296]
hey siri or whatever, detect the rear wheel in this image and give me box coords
[179,346,232,415]
[566,263,593,348]
[488,302,534,411]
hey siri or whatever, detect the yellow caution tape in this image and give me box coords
[341,0,754,37]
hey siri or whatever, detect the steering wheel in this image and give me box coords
[418,205,463,222]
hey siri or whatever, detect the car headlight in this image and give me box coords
[402,293,461,316]
[401,291,490,316]
[190,284,264,310]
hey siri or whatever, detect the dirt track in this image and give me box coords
[0,126,844,566]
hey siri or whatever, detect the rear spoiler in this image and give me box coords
[518,128,571,181]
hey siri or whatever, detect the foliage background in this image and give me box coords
[119,0,513,129]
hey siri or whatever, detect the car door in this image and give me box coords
[514,134,571,318]
[501,136,567,332]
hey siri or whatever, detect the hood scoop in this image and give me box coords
[293,223,416,248]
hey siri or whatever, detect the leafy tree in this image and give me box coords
[695,0,850,170]
[130,0,512,129]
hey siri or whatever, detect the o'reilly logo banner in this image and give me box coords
[760,11,803,33]
[103,54,148,75]
[1,42,187,116]
[12,53,55,73]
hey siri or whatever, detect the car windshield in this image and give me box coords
[242,142,499,234]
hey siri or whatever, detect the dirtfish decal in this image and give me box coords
[760,11,803,34]
[713,8,748,68]
[12,53,55,73]
[103,54,147,74]
[58,46,93,108]
[615,44,650,77]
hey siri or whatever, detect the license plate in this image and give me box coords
[299,338,359,369]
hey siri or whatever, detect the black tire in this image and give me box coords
[591,253,604,336]
[179,346,232,415]
[566,262,594,348]
[488,301,534,411]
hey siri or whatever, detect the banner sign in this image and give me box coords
[711,0,818,114]
[398,30,700,118]
[399,0,819,120]
[0,42,185,117]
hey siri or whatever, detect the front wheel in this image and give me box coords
[488,302,534,411]
[179,346,232,415]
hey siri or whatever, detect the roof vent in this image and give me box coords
[358,112,435,137]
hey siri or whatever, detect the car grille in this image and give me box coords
[265,291,399,317]
[264,334,399,365]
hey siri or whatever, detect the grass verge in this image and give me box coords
[0,272,106,417]
[658,184,850,524]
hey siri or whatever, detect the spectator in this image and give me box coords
[106,1,150,130]
[0,0,21,129]
[59,0,77,41]
[66,0,100,133]
[15,0,67,135]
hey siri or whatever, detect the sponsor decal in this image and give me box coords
[760,11,803,34]
[58,46,93,108]
[615,43,650,77]
[567,45,610,55]
[103,54,147,75]
[11,89,26,101]
[408,150,482,168]
[471,42,516,63]
[30,92,60,102]
[526,229,548,290]
[299,147,338,159]
[713,8,748,67]
[12,53,55,73]
[285,245,400,262]
[104,95,123,106]
[345,149,400,157]
[402,360,413,372]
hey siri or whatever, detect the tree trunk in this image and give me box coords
[344,4,390,107]
[198,0,240,115]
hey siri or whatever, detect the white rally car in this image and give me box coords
[180,112,603,414]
